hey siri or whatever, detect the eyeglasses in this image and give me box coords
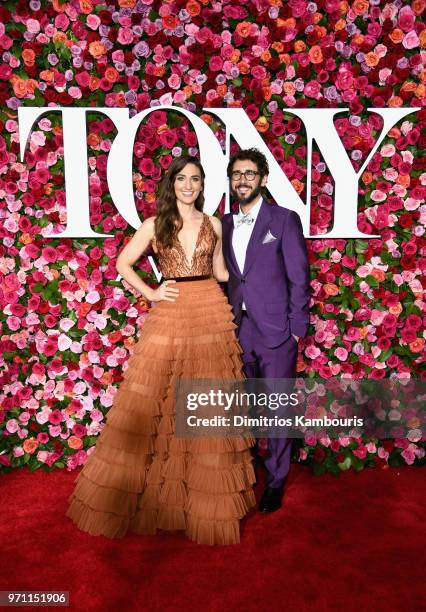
[230,170,261,181]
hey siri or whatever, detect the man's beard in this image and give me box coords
[230,182,263,206]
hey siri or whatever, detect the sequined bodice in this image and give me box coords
[154,214,217,278]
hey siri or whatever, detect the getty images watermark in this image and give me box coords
[175,378,425,439]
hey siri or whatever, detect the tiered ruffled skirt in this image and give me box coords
[66,278,256,545]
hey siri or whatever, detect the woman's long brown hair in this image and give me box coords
[154,156,205,248]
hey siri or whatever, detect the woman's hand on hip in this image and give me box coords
[148,279,180,302]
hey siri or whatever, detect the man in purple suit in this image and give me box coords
[222,148,310,513]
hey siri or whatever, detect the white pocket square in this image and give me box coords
[262,230,276,244]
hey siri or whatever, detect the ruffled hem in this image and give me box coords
[185,515,242,546]
[66,278,255,545]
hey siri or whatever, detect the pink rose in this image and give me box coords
[209,56,223,72]
[336,71,354,90]
[87,14,101,30]
[111,50,124,62]
[371,190,387,202]
[48,425,61,437]
[304,431,317,446]
[334,347,348,361]
[289,0,308,18]
[55,14,69,30]
[117,28,134,45]
[340,272,354,286]
[6,419,19,433]
[42,246,58,263]
[380,144,396,157]
[6,316,20,331]
[305,345,321,359]
[353,444,367,459]
[398,6,415,32]
[404,197,421,211]
[37,451,49,463]
[338,436,351,447]
[344,328,360,341]
[378,447,389,460]
[402,30,419,49]
[26,19,40,33]
[401,446,415,465]
[304,80,321,99]
[167,74,181,89]
[251,65,266,80]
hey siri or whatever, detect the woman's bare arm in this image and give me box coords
[116,217,179,302]
[210,216,229,283]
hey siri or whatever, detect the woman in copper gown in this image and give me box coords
[66,156,255,545]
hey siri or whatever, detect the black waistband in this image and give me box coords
[164,275,211,282]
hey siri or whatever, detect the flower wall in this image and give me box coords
[0,0,425,474]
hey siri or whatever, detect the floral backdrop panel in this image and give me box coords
[0,0,425,474]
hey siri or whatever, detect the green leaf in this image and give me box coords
[355,239,368,253]
[405,304,421,315]
[378,349,392,362]
[365,275,379,288]
[69,329,86,338]
[346,241,354,256]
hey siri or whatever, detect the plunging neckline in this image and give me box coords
[176,213,206,269]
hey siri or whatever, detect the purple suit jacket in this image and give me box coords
[222,200,310,348]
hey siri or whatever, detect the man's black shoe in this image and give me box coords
[258,486,283,513]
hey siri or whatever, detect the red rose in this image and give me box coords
[401,256,416,270]
[370,369,386,379]
[138,158,155,176]
[403,242,417,256]
[382,440,394,452]
[73,424,87,438]
[159,130,178,148]
[406,314,422,329]
[386,354,399,369]
[411,186,425,200]
[406,129,420,145]
[399,213,413,228]
[0,455,11,467]
[48,410,62,425]
[377,337,391,350]
[313,447,327,463]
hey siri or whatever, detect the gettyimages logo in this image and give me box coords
[174,378,425,439]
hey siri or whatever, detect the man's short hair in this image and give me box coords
[227,148,269,179]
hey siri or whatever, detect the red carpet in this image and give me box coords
[0,464,423,612]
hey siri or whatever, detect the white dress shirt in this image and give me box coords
[232,197,263,310]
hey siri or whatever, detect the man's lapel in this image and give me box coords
[223,214,241,276]
[243,200,271,276]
